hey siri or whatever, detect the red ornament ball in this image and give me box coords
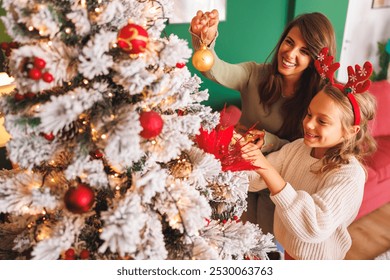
[139,111,164,139]
[64,183,95,214]
[117,23,148,54]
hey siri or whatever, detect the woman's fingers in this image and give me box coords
[196,10,203,17]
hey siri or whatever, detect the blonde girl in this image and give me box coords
[242,82,376,259]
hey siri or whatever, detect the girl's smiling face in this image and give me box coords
[302,90,346,159]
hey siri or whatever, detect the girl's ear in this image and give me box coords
[344,125,360,141]
[350,125,360,135]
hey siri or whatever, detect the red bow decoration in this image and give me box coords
[195,105,259,172]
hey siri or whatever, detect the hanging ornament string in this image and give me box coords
[192,14,215,72]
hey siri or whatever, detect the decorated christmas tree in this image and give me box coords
[0,0,274,260]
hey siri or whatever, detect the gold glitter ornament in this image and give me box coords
[192,44,214,72]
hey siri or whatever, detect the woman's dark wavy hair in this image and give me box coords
[258,12,336,141]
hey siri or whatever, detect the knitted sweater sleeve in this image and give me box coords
[247,142,289,192]
[270,163,365,243]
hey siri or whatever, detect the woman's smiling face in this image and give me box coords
[277,26,312,82]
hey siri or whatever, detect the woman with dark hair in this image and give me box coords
[190,10,337,238]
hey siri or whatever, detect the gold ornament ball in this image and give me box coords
[192,45,214,72]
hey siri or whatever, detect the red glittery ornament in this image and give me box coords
[64,183,95,214]
[117,23,148,54]
[139,111,164,139]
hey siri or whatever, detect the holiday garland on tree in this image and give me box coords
[0,0,274,260]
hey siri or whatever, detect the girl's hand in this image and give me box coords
[241,140,268,170]
[241,138,287,195]
[244,129,265,148]
[190,9,219,46]
[234,125,265,149]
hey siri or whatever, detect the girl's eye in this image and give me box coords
[306,112,312,118]
[319,119,327,125]
[285,39,293,46]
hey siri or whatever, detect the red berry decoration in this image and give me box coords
[0,42,9,50]
[42,72,54,83]
[28,68,42,80]
[43,132,55,141]
[9,41,19,49]
[139,111,164,139]
[64,248,76,260]
[176,62,186,69]
[117,23,148,54]
[14,92,25,102]
[33,57,46,69]
[79,249,90,260]
[25,92,36,99]
[64,183,95,214]
[93,149,104,159]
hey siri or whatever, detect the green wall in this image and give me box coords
[0,8,11,42]
[0,0,348,110]
[165,0,348,110]
[164,0,289,110]
[294,0,348,61]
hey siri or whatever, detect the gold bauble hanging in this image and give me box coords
[192,44,214,72]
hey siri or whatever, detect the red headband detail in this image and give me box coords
[315,47,373,125]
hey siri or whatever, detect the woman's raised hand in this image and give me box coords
[190,9,219,46]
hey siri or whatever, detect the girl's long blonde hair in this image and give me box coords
[316,85,377,174]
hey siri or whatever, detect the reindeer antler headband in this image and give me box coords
[314,47,373,126]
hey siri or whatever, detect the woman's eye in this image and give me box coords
[301,49,309,56]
